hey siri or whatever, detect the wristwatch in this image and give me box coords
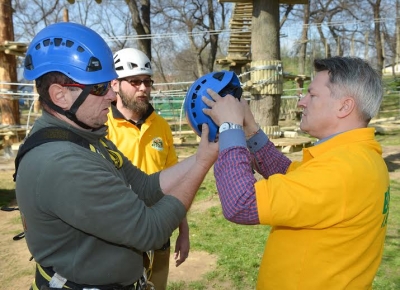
[219,122,243,133]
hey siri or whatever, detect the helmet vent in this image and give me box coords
[77,46,85,53]
[128,62,138,70]
[66,40,74,48]
[86,57,102,72]
[43,39,51,47]
[213,72,225,81]
[24,55,33,70]
[54,38,62,46]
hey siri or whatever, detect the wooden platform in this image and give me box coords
[172,129,313,153]
[270,136,313,153]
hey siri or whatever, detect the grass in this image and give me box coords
[376,129,400,146]
[0,169,16,208]
[373,179,400,290]
[376,93,400,119]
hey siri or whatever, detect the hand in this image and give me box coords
[202,89,245,126]
[196,123,218,168]
[174,230,190,267]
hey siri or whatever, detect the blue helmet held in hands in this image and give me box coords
[23,22,117,84]
[184,70,242,142]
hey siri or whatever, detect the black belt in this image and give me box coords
[158,238,170,251]
[34,264,143,290]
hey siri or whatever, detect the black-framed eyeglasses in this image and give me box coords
[61,82,111,96]
[121,78,154,88]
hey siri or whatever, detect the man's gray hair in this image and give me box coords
[314,56,383,123]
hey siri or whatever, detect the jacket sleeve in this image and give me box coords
[33,143,186,251]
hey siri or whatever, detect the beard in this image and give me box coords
[119,90,150,116]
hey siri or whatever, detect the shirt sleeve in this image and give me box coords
[247,131,292,177]
[215,129,290,225]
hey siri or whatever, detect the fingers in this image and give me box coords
[202,96,214,108]
[206,88,221,101]
[174,248,189,267]
[174,252,189,267]
[199,123,209,139]
[201,89,244,127]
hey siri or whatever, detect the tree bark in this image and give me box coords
[298,3,310,75]
[250,0,281,127]
[126,0,152,60]
[207,0,218,72]
[370,0,384,77]
[0,0,19,125]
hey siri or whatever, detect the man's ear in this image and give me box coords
[48,84,69,109]
[111,79,119,94]
[337,97,355,118]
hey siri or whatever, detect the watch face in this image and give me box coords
[219,123,230,132]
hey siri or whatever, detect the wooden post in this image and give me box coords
[0,0,20,126]
[63,8,69,22]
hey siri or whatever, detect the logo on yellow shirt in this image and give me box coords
[151,137,164,151]
[381,186,390,228]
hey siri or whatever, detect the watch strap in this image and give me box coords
[219,122,243,133]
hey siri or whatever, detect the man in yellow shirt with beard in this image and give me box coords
[106,48,189,290]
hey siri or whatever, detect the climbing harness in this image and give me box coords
[13,127,123,182]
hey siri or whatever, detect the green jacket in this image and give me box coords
[15,111,186,286]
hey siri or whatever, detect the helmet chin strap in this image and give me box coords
[41,85,95,130]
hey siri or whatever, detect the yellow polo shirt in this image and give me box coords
[106,105,178,174]
[255,128,390,290]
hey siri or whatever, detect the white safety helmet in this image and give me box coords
[113,48,153,78]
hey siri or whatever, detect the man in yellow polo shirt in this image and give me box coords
[106,48,189,290]
[201,56,390,289]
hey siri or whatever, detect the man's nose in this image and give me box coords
[297,94,307,108]
[105,88,117,101]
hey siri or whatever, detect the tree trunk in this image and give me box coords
[127,0,151,60]
[298,3,310,75]
[0,0,19,126]
[207,0,218,72]
[250,0,282,128]
[372,0,384,77]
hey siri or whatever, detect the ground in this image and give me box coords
[0,145,399,289]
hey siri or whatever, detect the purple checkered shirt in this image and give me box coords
[214,129,291,225]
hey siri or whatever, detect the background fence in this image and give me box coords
[0,81,399,142]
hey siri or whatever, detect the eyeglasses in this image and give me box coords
[121,78,154,88]
[61,82,111,96]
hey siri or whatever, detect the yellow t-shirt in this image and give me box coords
[255,128,389,290]
[106,106,178,173]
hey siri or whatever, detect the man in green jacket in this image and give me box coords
[15,22,217,290]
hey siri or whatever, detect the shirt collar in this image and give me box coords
[110,102,154,129]
[303,127,378,161]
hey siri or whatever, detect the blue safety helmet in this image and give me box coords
[184,71,242,142]
[23,22,117,84]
